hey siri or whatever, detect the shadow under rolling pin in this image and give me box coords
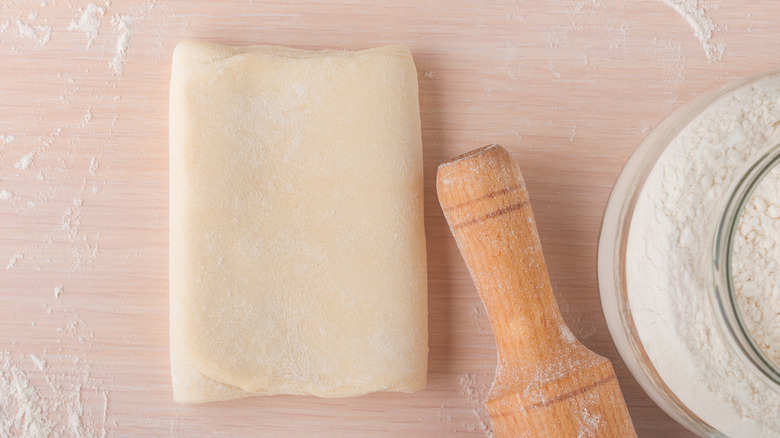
[436,144,637,438]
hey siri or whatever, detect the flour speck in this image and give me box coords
[69,3,106,49]
[109,15,136,74]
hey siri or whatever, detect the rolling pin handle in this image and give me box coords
[437,144,637,438]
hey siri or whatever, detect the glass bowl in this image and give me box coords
[598,69,780,437]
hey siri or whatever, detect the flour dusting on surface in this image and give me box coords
[15,150,36,170]
[1,134,18,149]
[660,0,726,61]
[110,15,136,74]
[1,298,114,437]
[69,3,106,49]
[30,354,47,372]
[15,18,37,39]
[14,18,50,48]
[0,355,52,438]
[6,252,23,270]
[438,372,494,436]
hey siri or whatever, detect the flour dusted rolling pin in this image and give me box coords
[437,144,636,437]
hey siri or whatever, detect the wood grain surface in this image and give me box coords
[1,0,778,436]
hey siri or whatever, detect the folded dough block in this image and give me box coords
[169,40,428,403]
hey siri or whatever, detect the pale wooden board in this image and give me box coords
[1,0,778,436]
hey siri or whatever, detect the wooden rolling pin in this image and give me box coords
[437,144,636,438]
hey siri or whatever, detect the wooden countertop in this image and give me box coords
[1,0,777,436]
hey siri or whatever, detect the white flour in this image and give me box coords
[14,17,50,48]
[1,134,18,149]
[626,74,780,436]
[438,372,494,436]
[733,166,780,364]
[0,355,52,438]
[68,3,106,49]
[16,18,37,39]
[15,150,36,169]
[0,299,113,437]
[6,252,23,270]
[660,0,725,61]
[110,15,136,74]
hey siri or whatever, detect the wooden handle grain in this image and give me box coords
[437,144,636,438]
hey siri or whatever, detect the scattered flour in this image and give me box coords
[109,15,135,74]
[1,134,18,150]
[459,373,480,400]
[89,157,99,176]
[14,18,50,48]
[576,407,602,438]
[15,150,36,170]
[61,198,84,236]
[69,3,106,49]
[660,0,726,61]
[438,372,494,436]
[0,355,52,437]
[38,26,51,46]
[6,252,23,270]
[15,18,37,39]
[13,127,66,171]
[83,108,93,126]
[68,388,86,438]
[5,0,141,74]
[0,0,150,436]
[626,73,780,437]
[0,303,113,437]
[30,354,46,372]
[733,165,780,365]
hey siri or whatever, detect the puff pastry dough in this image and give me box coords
[169,40,428,403]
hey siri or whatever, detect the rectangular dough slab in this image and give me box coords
[169,40,428,403]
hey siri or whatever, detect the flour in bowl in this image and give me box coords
[733,165,780,365]
[626,73,780,437]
